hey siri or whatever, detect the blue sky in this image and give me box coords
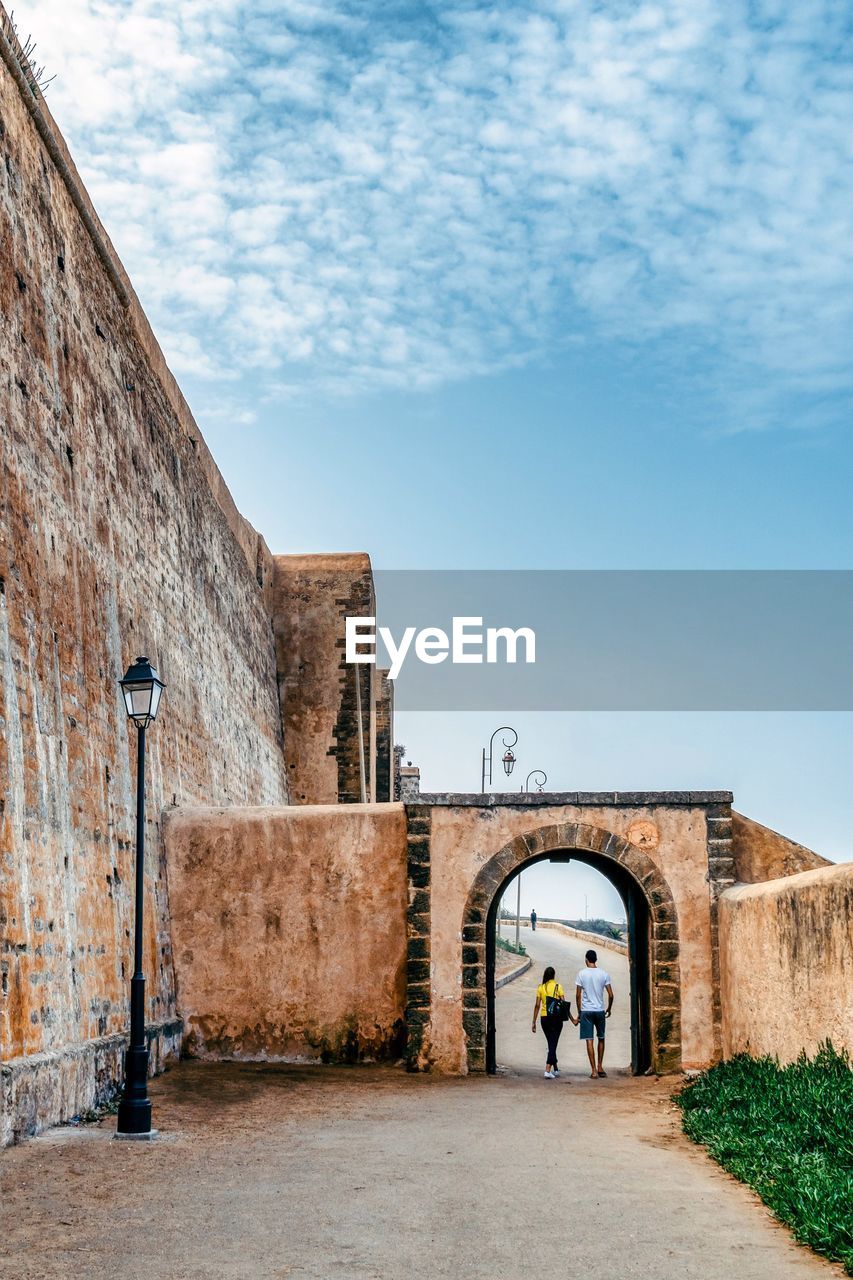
[23,0,853,888]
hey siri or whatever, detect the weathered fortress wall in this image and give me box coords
[154,793,853,1085]
[0,16,398,1145]
[272,554,376,805]
[166,805,408,1063]
[731,811,828,883]
[270,554,395,805]
[164,793,736,1077]
[720,862,853,1063]
[0,22,290,1143]
[721,813,844,1062]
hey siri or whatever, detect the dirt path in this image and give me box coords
[0,1048,841,1279]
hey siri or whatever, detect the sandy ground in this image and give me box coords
[0,926,841,1280]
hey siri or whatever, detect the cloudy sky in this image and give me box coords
[24,1,853,424]
[19,0,853,895]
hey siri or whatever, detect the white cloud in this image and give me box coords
[17,0,853,424]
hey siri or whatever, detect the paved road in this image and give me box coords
[2,1064,839,1280]
[497,921,630,1076]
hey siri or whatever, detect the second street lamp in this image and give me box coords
[521,769,548,793]
[481,725,518,793]
[481,725,518,950]
[116,655,165,1139]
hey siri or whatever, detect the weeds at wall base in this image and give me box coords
[68,1098,120,1127]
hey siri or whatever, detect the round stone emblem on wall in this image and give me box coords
[626,819,660,849]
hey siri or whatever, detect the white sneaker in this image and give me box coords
[544,1070,555,1078]
[553,1069,560,1076]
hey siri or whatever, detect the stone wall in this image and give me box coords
[165,805,408,1063]
[534,920,629,955]
[374,669,394,803]
[159,795,846,1079]
[162,793,737,1077]
[0,24,289,1141]
[719,862,853,1063]
[731,811,828,883]
[270,554,379,804]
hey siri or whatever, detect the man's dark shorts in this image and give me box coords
[579,1011,606,1040]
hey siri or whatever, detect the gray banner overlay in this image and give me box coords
[370,571,853,711]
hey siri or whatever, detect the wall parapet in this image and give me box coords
[533,920,629,955]
[418,791,733,807]
[731,811,829,883]
[720,861,853,1064]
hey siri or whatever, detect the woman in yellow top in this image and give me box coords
[531,965,573,1078]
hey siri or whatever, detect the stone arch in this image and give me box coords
[460,821,681,1075]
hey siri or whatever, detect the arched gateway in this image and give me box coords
[462,823,680,1075]
[403,792,738,1077]
[164,788,829,1078]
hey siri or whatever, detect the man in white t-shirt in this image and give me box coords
[575,949,614,1079]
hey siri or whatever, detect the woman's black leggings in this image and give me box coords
[541,1014,563,1066]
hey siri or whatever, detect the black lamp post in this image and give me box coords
[480,725,517,793]
[521,769,548,793]
[116,656,165,1138]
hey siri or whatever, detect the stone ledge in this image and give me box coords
[418,791,733,808]
[495,956,532,989]
[1,1018,183,1148]
[534,921,629,956]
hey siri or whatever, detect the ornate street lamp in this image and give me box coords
[521,769,547,793]
[120,656,164,727]
[115,656,165,1138]
[480,725,518,793]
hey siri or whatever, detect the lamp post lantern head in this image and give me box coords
[120,656,165,728]
[502,746,516,776]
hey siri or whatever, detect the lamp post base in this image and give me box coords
[114,1128,159,1142]
[115,1096,152,1136]
[116,1041,152,1135]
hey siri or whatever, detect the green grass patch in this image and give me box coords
[676,1043,853,1273]
[496,935,526,956]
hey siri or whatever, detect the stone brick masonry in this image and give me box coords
[0,15,289,1140]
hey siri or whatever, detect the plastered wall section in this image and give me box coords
[165,805,408,1062]
[0,34,289,1138]
[719,862,853,1063]
[426,803,716,1073]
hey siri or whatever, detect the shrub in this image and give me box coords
[496,935,526,956]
